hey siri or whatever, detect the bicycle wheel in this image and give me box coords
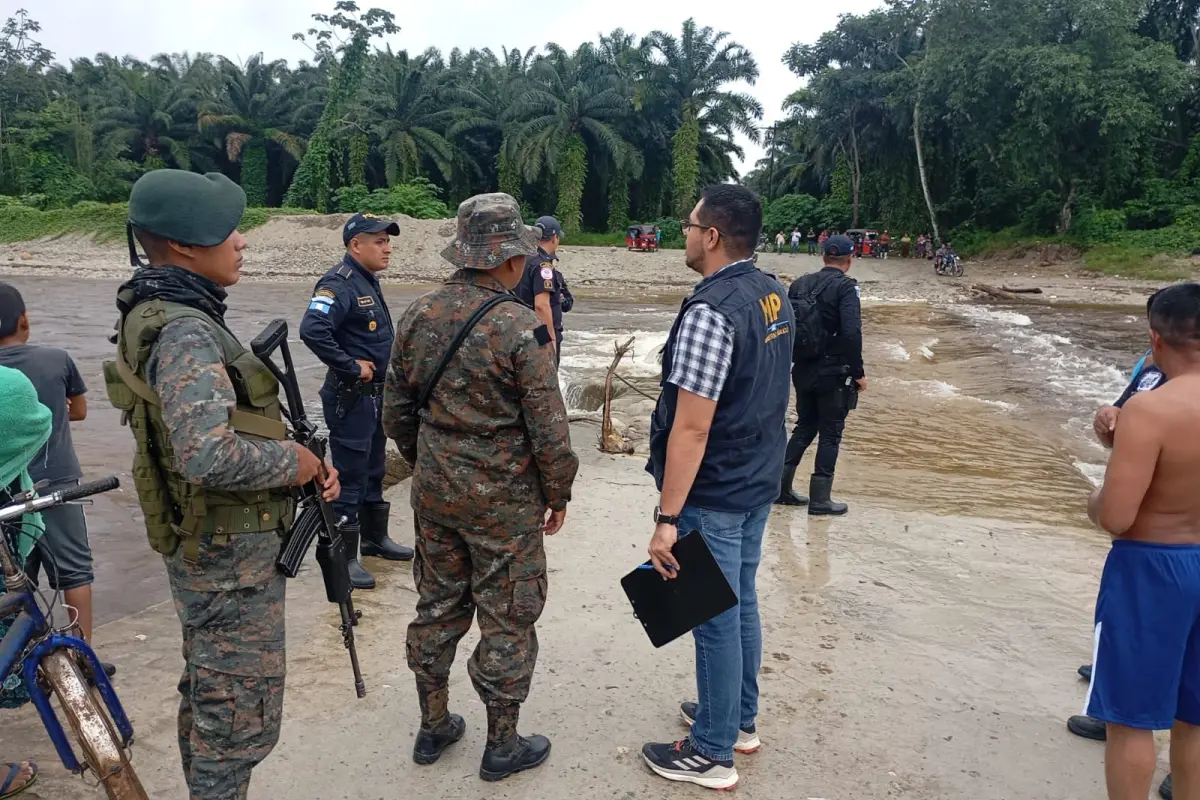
[40,652,148,800]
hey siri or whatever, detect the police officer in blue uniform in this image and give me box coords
[300,212,414,590]
[513,216,571,364]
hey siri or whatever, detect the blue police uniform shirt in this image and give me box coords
[1114,350,1165,408]
[299,253,395,383]
[514,248,567,341]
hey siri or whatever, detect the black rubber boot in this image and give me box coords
[808,475,848,516]
[1066,715,1106,741]
[774,465,809,506]
[360,501,414,561]
[414,714,467,765]
[339,521,376,590]
[480,704,551,782]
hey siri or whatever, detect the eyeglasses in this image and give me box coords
[679,219,725,238]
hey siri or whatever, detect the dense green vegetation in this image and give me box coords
[744,0,1200,269]
[3,0,1200,272]
[0,3,760,239]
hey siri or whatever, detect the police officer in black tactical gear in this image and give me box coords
[776,234,865,515]
[300,212,414,590]
[513,216,571,364]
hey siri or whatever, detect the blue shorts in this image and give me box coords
[1085,539,1200,730]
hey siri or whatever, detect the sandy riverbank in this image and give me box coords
[0,213,1182,307]
[3,423,1152,799]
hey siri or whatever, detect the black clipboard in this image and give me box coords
[620,530,738,648]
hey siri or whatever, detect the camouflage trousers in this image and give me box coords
[407,515,547,714]
[166,530,287,800]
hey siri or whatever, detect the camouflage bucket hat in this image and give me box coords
[440,192,540,270]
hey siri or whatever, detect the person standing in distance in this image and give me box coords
[0,283,115,675]
[513,216,568,365]
[384,193,578,781]
[300,213,414,591]
[776,234,865,515]
[104,169,340,799]
[640,185,794,791]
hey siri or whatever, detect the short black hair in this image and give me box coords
[1149,283,1200,349]
[697,184,762,259]
[132,226,172,264]
[0,282,25,338]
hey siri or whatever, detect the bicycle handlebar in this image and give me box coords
[0,475,121,524]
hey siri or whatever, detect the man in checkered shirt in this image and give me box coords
[640,185,795,791]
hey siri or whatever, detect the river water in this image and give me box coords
[12,277,1145,537]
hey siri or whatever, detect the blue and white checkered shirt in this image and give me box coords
[666,260,740,404]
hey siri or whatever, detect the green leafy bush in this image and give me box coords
[1074,208,1126,244]
[763,194,819,238]
[333,179,450,219]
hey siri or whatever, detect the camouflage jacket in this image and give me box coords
[148,317,299,492]
[383,269,578,532]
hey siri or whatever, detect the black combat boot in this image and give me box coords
[479,704,551,782]
[808,475,848,516]
[774,465,809,506]
[1160,774,1173,800]
[413,684,466,765]
[338,520,376,590]
[359,501,414,561]
[1066,715,1106,741]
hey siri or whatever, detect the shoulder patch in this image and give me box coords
[1137,370,1163,392]
[357,296,375,307]
[315,288,336,300]
[854,285,861,298]
[533,324,552,346]
[540,266,554,280]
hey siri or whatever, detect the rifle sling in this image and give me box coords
[416,293,518,412]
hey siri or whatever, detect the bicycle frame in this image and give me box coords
[0,582,135,773]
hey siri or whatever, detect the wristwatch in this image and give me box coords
[653,506,680,526]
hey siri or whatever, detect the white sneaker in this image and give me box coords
[679,702,761,754]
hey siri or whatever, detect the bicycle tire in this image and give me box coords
[41,652,148,800]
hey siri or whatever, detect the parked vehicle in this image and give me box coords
[626,224,659,252]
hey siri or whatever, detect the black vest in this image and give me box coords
[647,261,795,512]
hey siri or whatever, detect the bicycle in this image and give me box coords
[0,476,147,799]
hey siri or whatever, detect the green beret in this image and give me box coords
[128,169,246,246]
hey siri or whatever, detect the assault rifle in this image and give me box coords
[250,318,366,699]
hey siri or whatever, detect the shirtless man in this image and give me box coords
[1085,283,1200,800]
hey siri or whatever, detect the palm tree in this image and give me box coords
[197,54,306,206]
[364,49,458,186]
[93,56,196,171]
[440,46,536,199]
[506,43,637,234]
[644,19,763,217]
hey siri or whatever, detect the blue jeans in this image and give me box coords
[678,502,770,761]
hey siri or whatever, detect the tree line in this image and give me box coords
[743,0,1200,249]
[0,3,763,236]
[4,0,1200,250]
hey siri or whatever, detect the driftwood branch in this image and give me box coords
[1000,285,1043,294]
[600,337,636,454]
[970,283,1055,306]
[612,371,659,402]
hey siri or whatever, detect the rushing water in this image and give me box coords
[11,276,1147,533]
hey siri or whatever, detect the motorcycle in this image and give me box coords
[934,252,963,277]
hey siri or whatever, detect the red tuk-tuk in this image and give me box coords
[626,224,659,252]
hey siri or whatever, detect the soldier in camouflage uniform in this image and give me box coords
[383,193,578,782]
[103,170,340,800]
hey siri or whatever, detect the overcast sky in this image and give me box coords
[8,0,880,175]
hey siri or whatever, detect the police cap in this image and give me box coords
[343,212,401,246]
[128,170,246,247]
[823,234,855,257]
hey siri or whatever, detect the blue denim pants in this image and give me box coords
[678,502,771,761]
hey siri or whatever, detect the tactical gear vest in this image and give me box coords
[103,298,294,561]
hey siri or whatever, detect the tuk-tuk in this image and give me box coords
[845,228,880,257]
[626,224,659,252]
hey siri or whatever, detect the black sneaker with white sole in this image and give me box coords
[642,739,738,790]
[680,702,761,754]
